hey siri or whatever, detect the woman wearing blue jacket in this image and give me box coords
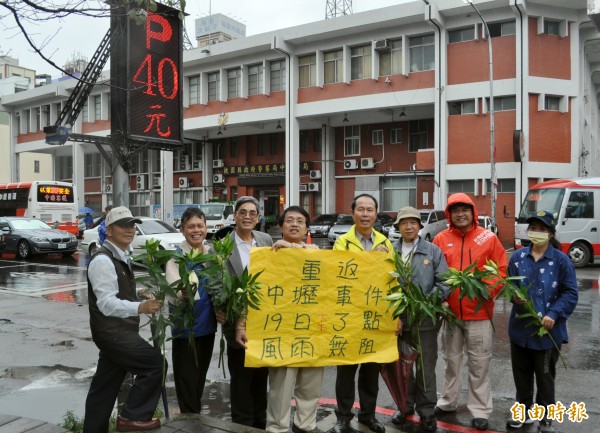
[165,207,217,414]
[507,211,578,433]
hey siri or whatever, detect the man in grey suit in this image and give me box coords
[225,196,273,428]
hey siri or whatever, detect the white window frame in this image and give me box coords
[409,120,429,152]
[207,72,220,102]
[372,129,384,145]
[248,64,263,96]
[378,39,403,77]
[270,60,286,92]
[324,49,343,84]
[448,26,476,43]
[189,75,200,105]
[351,45,372,80]
[344,125,360,157]
[390,128,403,144]
[227,68,241,99]
[448,100,476,115]
[299,54,316,88]
[409,34,435,72]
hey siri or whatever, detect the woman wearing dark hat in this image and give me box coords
[506,211,578,433]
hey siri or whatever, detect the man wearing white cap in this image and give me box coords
[83,206,164,433]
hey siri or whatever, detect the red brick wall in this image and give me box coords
[529,95,571,162]
[528,18,570,79]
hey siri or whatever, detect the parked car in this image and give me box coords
[327,214,354,245]
[81,217,185,256]
[78,213,105,238]
[377,213,396,237]
[388,209,448,241]
[0,217,78,259]
[478,215,499,236]
[309,213,339,237]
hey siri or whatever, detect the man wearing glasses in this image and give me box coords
[83,206,164,433]
[225,196,273,428]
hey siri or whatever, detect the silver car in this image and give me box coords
[81,217,185,256]
[327,214,354,245]
[388,209,448,242]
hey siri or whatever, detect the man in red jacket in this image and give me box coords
[432,193,507,431]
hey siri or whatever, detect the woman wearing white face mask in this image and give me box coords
[506,211,579,433]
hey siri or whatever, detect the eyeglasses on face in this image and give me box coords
[236,209,258,218]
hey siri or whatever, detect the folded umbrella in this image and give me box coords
[380,338,419,417]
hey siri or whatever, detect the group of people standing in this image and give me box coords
[82,192,578,433]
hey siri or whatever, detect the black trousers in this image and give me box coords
[83,333,164,433]
[510,341,560,409]
[227,344,269,429]
[405,327,439,417]
[172,333,216,414]
[335,363,380,421]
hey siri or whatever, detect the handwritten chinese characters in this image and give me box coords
[245,248,398,368]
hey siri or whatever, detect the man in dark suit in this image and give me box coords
[225,196,273,428]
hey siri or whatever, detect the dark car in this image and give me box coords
[377,212,396,237]
[0,217,78,259]
[309,213,339,237]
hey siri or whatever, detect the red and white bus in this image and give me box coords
[0,181,78,235]
[515,177,600,267]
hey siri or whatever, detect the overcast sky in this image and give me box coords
[1,0,410,79]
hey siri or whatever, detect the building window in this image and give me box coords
[324,49,343,84]
[372,129,384,145]
[379,39,402,76]
[248,64,263,95]
[545,95,561,111]
[313,129,322,152]
[300,131,309,153]
[230,137,238,157]
[448,100,476,115]
[269,134,278,155]
[448,180,475,193]
[230,186,238,201]
[270,60,286,92]
[351,45,372,80]
[189,75,200,104]
[488,21,516,37]
[34,160,40,173]
[390,128,403,144]
[84,153,102,177]
[382,176,416,212]
[409,34,435,72]
[33,107,40,132]
[208,72,220,101]
[488,96,516,111]
[257,135,265,156]
[409,120,429,152]
[41,105,50,128]
[448,27,475,43]
[228,68,241,99]
[544,20,560,36]
[94,95,101,121]
[344,125,360,156]
[82,101,88,123]
[299,54,316,88]
[485,178,516,193]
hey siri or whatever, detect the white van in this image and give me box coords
[515,177,600,267]
[198,203,235,236]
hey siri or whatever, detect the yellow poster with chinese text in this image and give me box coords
[245,247,398,367]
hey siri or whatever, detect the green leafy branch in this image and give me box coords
[384,252,452,387]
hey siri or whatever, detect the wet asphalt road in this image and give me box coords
[0,241,598,433]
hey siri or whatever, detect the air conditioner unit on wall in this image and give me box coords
[299,184,308,192]
[361,157,375,169]
[374,39,390,51]
[213,174,224,183]
[193,160,202,169]
[136,175,145,190]
[213,159,224,168]
[105,184,112,193]
[308,182,321,192]
[344,159,358,170]
[179,177,189,188]
[153,176,161,188]
[309,169,322,179]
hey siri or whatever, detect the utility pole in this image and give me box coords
[325,0,353,19]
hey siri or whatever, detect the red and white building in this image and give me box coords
[1,0,599,243]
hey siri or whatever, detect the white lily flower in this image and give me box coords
[235,287,244,294]
[188,271,199,288]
